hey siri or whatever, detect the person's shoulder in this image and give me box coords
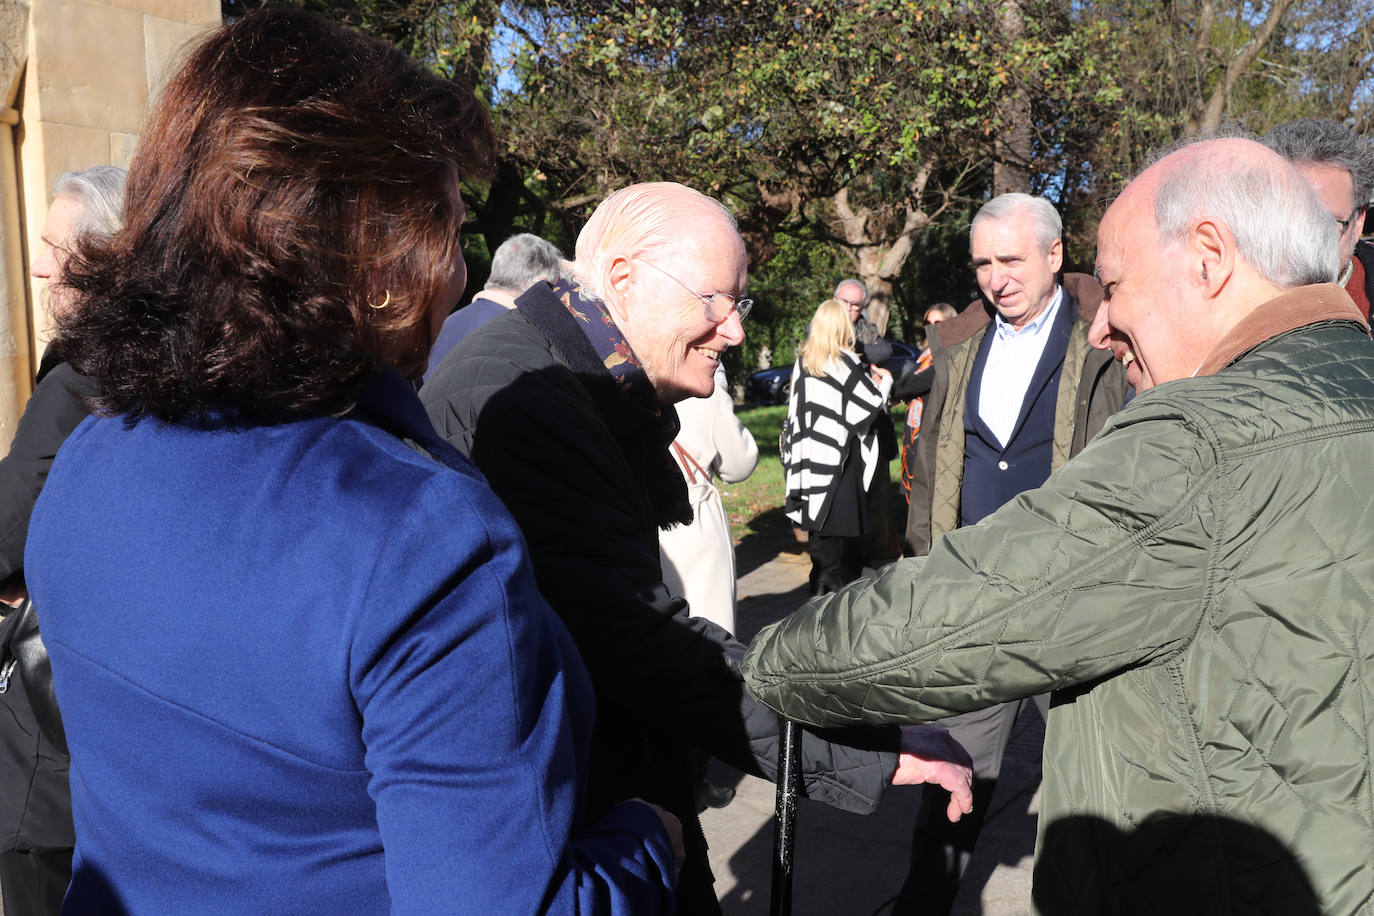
[291,411,515,546]
[927,301,990,356]
[1061,272,1103,324]
[422,308,563,404]
[22,359,94,420]
[1103,329,1374,456]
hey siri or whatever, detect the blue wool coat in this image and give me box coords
[25,369,673,915]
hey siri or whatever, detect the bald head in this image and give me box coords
[570,181,748,405]
[1145,138,1338,288]
[572,182,739,299]
[1090,138,1338,392]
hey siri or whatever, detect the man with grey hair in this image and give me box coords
[887,191,1128,914]
[1262,118,1374,317]
[744,137,1374,913]
[424,232,564,379]
[834,278,888,357]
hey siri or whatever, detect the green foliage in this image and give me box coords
[890,211,980,344]
[240,0,1374,338]
[724,233,849,383]
[494,1,1120,224]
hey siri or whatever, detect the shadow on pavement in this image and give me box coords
[709,544,1045,916]
[734,507,803,580]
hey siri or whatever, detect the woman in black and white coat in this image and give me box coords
[781,297,892,594]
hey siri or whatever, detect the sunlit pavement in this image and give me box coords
[702,546,1040,916]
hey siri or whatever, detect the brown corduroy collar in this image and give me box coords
[1194,283,1370,378]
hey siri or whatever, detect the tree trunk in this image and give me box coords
[992,0,1033,195]
[830,160,942,338]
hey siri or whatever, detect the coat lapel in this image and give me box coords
[1000,289,1077,449]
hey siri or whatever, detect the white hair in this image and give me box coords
[53,166,127,237]
[971,193,1062,253]
[834,278,867,303]
[1262,119,1374,210]
[1153,149,1339,288]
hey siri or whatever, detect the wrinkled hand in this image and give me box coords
[890,725,974,823]
[635,799,685,879]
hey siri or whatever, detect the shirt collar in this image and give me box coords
[474,288,518,309]
[993,285,1062,340]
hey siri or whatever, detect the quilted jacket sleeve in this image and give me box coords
[743,398,1219,727]
[423,333,898,814]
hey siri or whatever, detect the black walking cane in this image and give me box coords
[770,717,802,916]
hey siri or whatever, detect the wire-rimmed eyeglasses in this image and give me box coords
[634,259,753,323]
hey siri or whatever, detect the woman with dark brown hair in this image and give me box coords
[23,9,678,914]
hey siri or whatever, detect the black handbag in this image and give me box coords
[0,600,67,753]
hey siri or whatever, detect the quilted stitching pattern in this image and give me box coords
[744,324,1374,914]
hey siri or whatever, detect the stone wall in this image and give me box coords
[1,0,31,446]
[0,0,218,447]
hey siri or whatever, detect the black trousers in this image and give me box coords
[0,848,72,916]
[892,695,1049,916]
[807,534,865,595]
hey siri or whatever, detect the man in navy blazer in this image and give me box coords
[896,193,1130,914]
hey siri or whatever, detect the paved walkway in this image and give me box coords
[701,545,1041,915]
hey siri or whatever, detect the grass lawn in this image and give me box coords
[721,403,907,545]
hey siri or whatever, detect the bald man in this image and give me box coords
[423,182,973,915]
[743,138,1374,914]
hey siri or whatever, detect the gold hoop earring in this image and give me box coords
[369,290,392,310]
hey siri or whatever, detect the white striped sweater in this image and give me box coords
[780,351,892,528]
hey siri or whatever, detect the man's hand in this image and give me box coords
[890,725,974,822]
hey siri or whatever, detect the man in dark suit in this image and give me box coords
[897,193,1129,914]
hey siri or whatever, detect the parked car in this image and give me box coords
[744,340,920,405]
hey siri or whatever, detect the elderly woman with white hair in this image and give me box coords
[423,181,973,915]
[0,165,125,916]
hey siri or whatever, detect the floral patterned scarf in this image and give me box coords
[545,276,692,529]
[549,276,650,388]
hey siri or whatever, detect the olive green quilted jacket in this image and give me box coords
[744,286,1374,914]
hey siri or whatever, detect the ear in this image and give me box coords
[1047,238,1064,274]
[1356,208,1368,241]
[605,257,634,322]
[1192,218,1232,296]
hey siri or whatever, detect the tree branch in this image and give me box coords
[1192,0,1295,133]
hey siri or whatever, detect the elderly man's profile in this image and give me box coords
[744,137,1374,914]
